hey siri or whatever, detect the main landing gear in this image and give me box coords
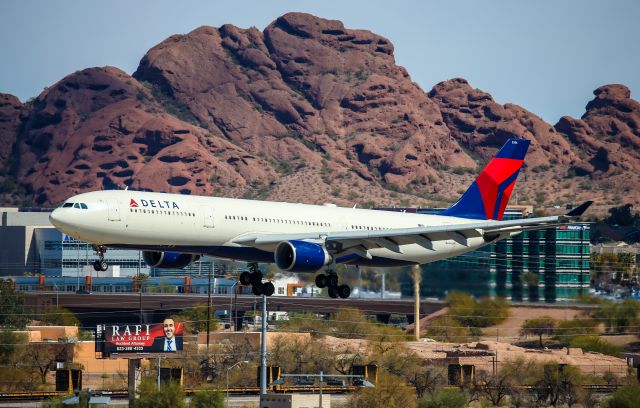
[315,270,351,299]
[239,263,275,297]
[92,245,108,272]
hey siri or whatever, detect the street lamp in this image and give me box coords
[226,360,249,408]
[229,281,238,330]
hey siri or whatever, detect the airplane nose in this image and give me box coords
[49,209,61,227]
[49,208,71,231]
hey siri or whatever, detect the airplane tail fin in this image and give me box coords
[440,138,531,220]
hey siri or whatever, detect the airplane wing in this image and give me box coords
[231,206,588,259]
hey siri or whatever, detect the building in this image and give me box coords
[0,207,246,278]
[415,207,590,302]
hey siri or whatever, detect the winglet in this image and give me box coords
[565,201,593,217]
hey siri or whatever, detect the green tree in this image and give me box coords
[38,307,80,327]
[533,364,584,407]
[418,388,468,408]
[424,316,472,343]
[276,312,327,335]
[349,373,416,408]
[22,340,75,384]
[133,379,185,408]
[596,299,640,333]
[331,308,371,339]
[173,303,218,335]
[190,387,224,408]
[446,292,509,328]
[605,204,640,227]
[601,383,640,408]
[569,336,621,357]
[555,318,598,344]
[0,331,25,364]
[0,279,30,329]
[521,316,556,348]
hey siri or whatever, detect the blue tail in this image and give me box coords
[440,138,530,220]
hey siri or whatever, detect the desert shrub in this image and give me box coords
[446,292,509,328]
[555,318,598,344]
[132,379,185,408]
[569,335,621,357]
[190,387,224,408]
[601,384,640,408]
[349,373,416,408]
[424,316,472,343]
[418,388,468,408]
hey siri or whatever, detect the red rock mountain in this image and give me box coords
[0,13,638,213]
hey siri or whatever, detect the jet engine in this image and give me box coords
[142,251,200,269]
[274,240,332,273]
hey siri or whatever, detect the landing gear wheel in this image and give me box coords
[327,274,339,288]
[252,283,264,296]
[262,282,275,297]
[249,271,263,286]
[337,284,351,299]
[315,274,327,289]
[328,286,338,299]
[239,271,251,286]
[92,244,108,272]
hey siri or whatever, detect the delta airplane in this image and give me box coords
[49,138,590,299]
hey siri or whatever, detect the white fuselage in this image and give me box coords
[49,190,491,267]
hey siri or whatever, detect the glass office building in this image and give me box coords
[40,233,243,278]
[417,208,590,302]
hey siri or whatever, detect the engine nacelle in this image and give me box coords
[142,251,200,269]
[274,240,332,273]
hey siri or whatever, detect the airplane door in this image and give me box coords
[107,199,121,221]
[202,206,214,228]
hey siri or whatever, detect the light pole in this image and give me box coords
[226,360,248,408]
[229,281,238,330]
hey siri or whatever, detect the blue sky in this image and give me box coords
[0,0,638,124]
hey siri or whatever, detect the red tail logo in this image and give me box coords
[130,199,139,207]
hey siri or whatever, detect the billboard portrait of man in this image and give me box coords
[152,318,183,352]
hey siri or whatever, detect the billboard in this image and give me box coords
[97,319,184,357]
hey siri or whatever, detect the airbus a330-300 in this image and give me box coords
[49,138,590,299]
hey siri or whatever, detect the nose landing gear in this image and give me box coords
[92,245,108,272]
[239,263,274,297]
[315,270,351,299]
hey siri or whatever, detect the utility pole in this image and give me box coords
[206,262,212,369]
[260,294,267,394]
[413,265,421,340]
[319,370,323,408]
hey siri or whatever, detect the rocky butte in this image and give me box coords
[0,12,638,214]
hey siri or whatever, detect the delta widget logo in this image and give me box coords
[130,198,180,209]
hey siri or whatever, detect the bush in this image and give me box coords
[555,318,598,344]
[172,303,218,335]
[601,384,640,408]
[569,336,621,357]
[350,373,416,408]
[133,379,185,408]
[424,316,472,343]
[418,388,468,408]
[595,299,640,333]
[190,387,224,408]
[446,292,509,328]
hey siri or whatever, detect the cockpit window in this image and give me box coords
[63,203,73,208]
[73,203,81,209]
[80,203,88,209]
